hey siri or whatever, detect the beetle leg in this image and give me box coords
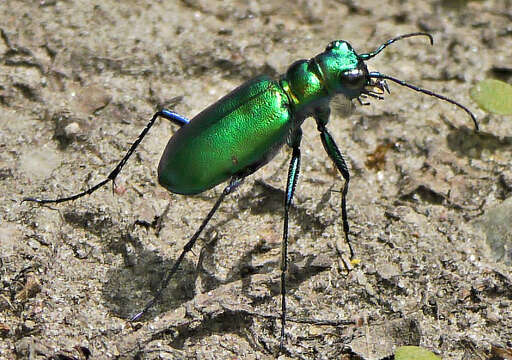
[280,129,302,349]
[23,109,188,204]
[159,108,190,127]
[315,108,354,259]
[131,175,243,322]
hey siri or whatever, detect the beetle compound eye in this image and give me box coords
[326,40,340,51]
[341,68,366,89]
[326,40,353,52]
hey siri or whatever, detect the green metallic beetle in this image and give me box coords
[25,32,478,349]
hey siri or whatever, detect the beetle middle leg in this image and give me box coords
[23,109,189,204]
[280,129,302,349]
[130,175,243,321]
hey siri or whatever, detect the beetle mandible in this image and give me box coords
[25,32,479,348]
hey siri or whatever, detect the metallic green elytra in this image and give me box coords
[158,76,292,195]
[24,32,479,351]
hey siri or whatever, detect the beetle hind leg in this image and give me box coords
[130,175,243,322]
[23,109,188,205]
[159,108,189,127]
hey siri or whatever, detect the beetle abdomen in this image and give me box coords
[158,76,292,195]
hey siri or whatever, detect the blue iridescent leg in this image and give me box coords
[159,108,189,127]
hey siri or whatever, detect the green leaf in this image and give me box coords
[470,79,512,115]
[395,346,441,360]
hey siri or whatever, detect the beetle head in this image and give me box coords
[320,33,478,130]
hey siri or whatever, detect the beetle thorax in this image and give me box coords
[280,41,369,119]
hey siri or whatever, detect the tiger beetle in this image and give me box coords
[25,32,479,349]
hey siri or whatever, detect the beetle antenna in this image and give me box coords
[360,32,433,60]
[369,71,479,130]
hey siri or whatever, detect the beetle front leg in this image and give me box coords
[315,107,354,259]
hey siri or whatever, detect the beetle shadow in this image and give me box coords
[101,230,198,319]
[59,207,196,318]
[195,179,333,298]
[245,179,331,236]
[61,179,336,340]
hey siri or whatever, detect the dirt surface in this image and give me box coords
[1,1,511,359]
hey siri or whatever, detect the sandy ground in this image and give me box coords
[1,1,511,359]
